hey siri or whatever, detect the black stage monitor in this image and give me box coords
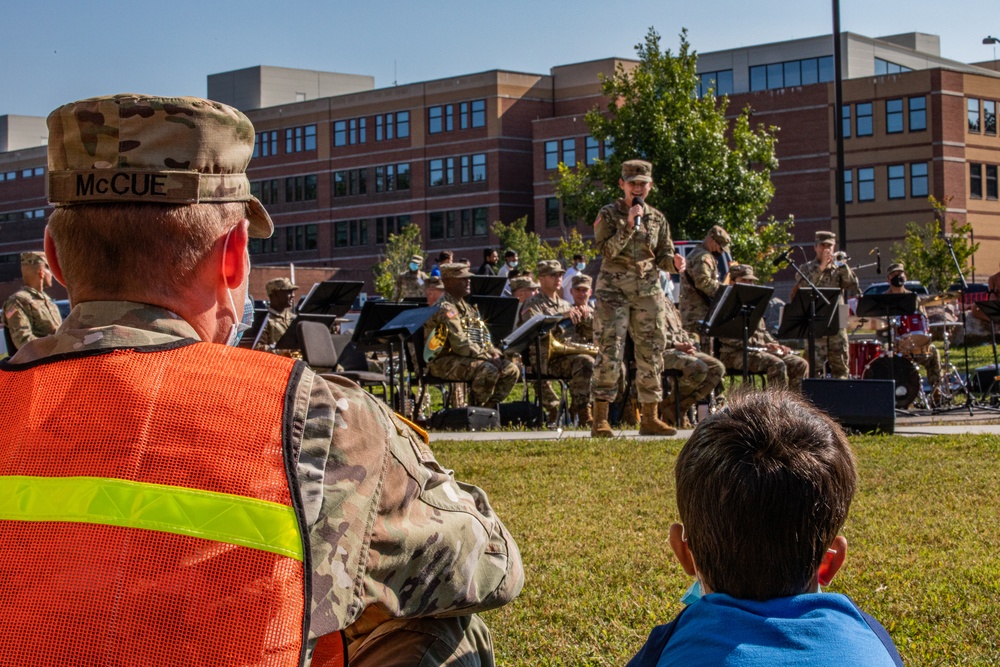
[470,275,507,297]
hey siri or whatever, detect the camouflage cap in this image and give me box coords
[440,262,475,279]
[536,259,565,277]
[424,276,444,290]
[571,273,593,288]
[46,93,273,238]
[21,251,48,266]
[707,224,731,247]
[409,254,424,264]
[886,262,905,276]
[266,277,299,295]
[621,159,653,183]
[816,231,837,245]
[730,264,758,282]
[509,275,540,291]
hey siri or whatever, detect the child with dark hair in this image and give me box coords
[628,389,903,666]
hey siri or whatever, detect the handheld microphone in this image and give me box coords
[632,196,644,232]
[772,249,792,267]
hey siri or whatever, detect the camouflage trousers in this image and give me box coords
[592,282,666,404]
[349,614,494,667]
[814,329,850,379]
[428,354,520,407]
[909,345,942,388]
[722,349,809,391]
[662,350,724,404]
[537,353,594,410]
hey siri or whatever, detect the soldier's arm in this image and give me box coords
[692,257,720,297]
[3,297,37,348]
[438,305,486,358]
[840,264,860,295]
[653,213,678,273]
[594,208,635,260]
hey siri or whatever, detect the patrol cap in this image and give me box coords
[815,231,837,246]
[21,251,48,266]
[46,93,274,238]
[730,264,758,282]
[536,259,565,277]
[266,277,299,295]
[440,262,475,279]
[509,275,540,291]
[424,276,444,290]
[707,224,731,248]
[886,262,905,276]
[621,159,653,183]
[571,274,592,288]
[410,254,424,264]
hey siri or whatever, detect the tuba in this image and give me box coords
[548,319,599,359]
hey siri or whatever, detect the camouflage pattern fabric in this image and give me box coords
[393,270,428,301]
[424,292,519,406]
[662,299,723,404]
[349,614,495,667]
[592,198,676,404]
[254,307,295,350]
[796,259,860,379]
[679,244,720,340]
[719,318,808,391]
[519,291,593,408]
[1,286,62,349]
[8,300,524,653]
[569,306,594,345]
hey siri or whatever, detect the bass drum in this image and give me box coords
[863,355,921,409]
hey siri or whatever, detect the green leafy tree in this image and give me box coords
[554,27,793,282]
[550,228,596,268]
[491,216,555,274]
[373,223,423,299]
[890,196,978,293]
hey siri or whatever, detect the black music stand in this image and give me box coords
[239,307,270,349]
[470,275,507,297]
[855,293,917,359]
[704,284,774,383]
[351,301,420,347]
[299,281,363,317]
[501,313,564,412]
[778,287,843,378]
[468,295,520,346]
[372,306,438,413]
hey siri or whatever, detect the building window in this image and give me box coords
[910,163,928,198]
[375,115,383,141]
[473,207,487,235]
[857,103,873,137]
[986,100,997,136]
[858,167,875,201]
[286,224,319,251]
[429,158,456,187]
[843,170,853,203]
[249,235,281,255]
[585,136,600,165]
[971,163,983,199]
[841,105,851,139]
[397,163,411,190]
[545,141,559,170]
[253,130,278,158]
[285,125,317,153]
[334,221,349,247]
[470,100,486,128]
[397,111,410,138]
[888,165,905,199]
[698,70,734,97]
[429,212,445,239]
[471,154,486,182]
[909,96,927,132]
[250,179,280,205]
[988,165,999,200]
[347,118,366,144]
[284,174,318,202]
[886,99,903,134]
[875,58,912,75]
[334,120,347,146]
[969,98,981,133]
[562,139,576,168]
[604,137,614,158]
[749,56,833,91]
[428,106,442,134]
[545,197,561,227]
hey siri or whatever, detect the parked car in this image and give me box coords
[947,282,990,309]
[55,299,71,319]
[862,281,928,296]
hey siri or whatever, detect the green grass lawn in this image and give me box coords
[433,434,1000,666]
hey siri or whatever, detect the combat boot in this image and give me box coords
[573,402,592,427]
[591,401,613,438]
[639,403,676,436]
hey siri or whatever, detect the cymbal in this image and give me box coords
[920,293,958,308]
[928,321,963,328]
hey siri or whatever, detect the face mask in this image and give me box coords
[680,579,703,605]
[409,262,420,272]
[890,275,906,287]
[576,262,586,271]
[233,292,254,345]
[509,260,518,269]
[222,225,252,347]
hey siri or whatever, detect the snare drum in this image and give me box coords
[894,313,931,354]
[849,340,884,378]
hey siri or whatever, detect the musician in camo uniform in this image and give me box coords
[1,251,62,351]
[253,276,297,351]
[568,273,595,345]
[790,231,859,379]
[423,262,520,408]
[393,253,428,300]
[661,288,725,428]
[680,224,730,349]
[719,265,808,391]
[884,262,943,405]
[0,94,523,667]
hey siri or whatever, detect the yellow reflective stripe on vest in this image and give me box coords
[0,475,303,561]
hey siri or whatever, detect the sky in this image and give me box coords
[3,0,998,118]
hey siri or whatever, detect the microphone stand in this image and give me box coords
[784,257,831,378]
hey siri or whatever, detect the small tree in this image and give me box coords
[491,216,555,274]
[550,228,596,268]
[890,197,978,293]
[373,223,423,299]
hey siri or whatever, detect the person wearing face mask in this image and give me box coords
[497,249,519,278]
[680,224,730,351]
[0,94,523,667]
[254,277,298,351]
[561,253,588,302]
[884,262,943,405]
[393,253,428,301]
[1,251,62,352]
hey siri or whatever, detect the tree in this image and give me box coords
[550,228,596,268]
[491,216,555,274]
[554,27,793,282]
[373,223,423,299]
[890,196,978,293]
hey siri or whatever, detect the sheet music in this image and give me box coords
[501,314,564,349]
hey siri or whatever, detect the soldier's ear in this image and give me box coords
[43,227,67,287]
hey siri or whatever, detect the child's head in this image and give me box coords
[672,389,857,600]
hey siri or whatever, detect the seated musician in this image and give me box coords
[568,274,595,345]
[718,265,809,392]
[662,282,724,428]
[519,260,596,427]
[423,263,520,409]
[885,262,943,405]
[254,277,298,351]
[424,275,445,306]
[510,274,540,328]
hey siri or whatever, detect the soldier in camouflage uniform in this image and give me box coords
[884,262,943,404]
[519,260,595,427]
[423,262,520,408]
[254,276,298,351]
[510,274,540,328]
[0,94,523,666]
[591,160,685,437]
[568,273,595,345]
[791,231,859,379]
[661,289,725,427]
[680,224,730,349]
[393,254,428,300]
[1,251,62,351]
[719,265,808,391]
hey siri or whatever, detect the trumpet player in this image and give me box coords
[790,231,859,378]
[520,260,596,427]
[719,265,808,391]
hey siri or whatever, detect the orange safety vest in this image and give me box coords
[0,342,346,667]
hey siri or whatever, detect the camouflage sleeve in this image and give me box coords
[2,295,37,348]
[254,317,279,350]
[840,264,860,295]
[653,212,677,274]
[293,370,524,640]
[691,255,720,299]
[594,206,635,261]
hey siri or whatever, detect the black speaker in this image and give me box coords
[801,379,895,435]
[969,365,1000,395]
